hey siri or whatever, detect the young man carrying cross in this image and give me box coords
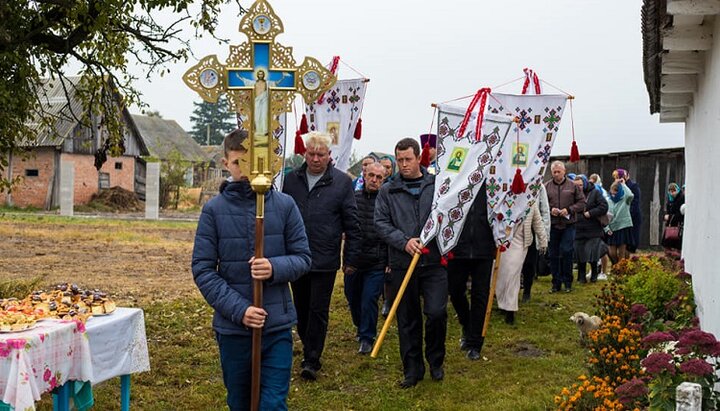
[192,129,311,410]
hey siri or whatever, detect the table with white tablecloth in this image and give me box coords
[1,307,150,411]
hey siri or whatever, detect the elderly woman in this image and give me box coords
[604,178,635,264]
[573,175,608,283]
[662,183,685,250]
[495,202,548,324]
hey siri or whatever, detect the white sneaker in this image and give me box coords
[597,273,608,281]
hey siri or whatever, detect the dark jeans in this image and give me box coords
[549,225,576,290]
[577,260,600,281]
[522,239,538,297]
[447,258,493,350]
[390,265,447,379]
[291,270,335,369]
[344,268,384,343]
[216,329,293,411]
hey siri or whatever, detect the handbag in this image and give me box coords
[663,226,681,243]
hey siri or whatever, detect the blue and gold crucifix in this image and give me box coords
[183,0,336,178]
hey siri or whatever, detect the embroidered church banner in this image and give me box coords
[305,79,367,172]
[485,93,567,247]
[419,106,513,254]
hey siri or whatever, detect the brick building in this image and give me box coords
[1,77,148,209]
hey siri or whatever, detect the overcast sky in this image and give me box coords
[126,0,684,157]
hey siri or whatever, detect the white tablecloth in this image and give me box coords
[85,307,150,384]
[0,320,93,411]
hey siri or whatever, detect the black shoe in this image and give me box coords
[430,367,444,381]
[504,311,515,325]
[549,287,561,293]
[358,340,372,355]
[521,294,531,303]
[399,376,419,389]
[577,276,587,284]
[564,287,572,293]
[381,300,390,318]
[466,348,481,361]
[300,366,317,381]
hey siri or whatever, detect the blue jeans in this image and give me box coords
[344,268,384,343]
[549,225,576,290]
[216,329,292,411]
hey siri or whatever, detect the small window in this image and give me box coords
[25,169,39,177]
[99,172,110,189]
[115,162,123,170]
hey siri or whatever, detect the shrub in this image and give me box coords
[0,276,44,298]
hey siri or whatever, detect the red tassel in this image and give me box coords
[299,114,309,134]
[499,245,507,253]
[420,143,431,168]
[570,140,580,162]
[294,130,306,155]
[421,247,430,255]
[510,168,525,194]
[497,213,504,221]
[447,251,455,260]
[353,118,362,140]
[440,256,448,267]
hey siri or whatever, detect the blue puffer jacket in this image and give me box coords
[192,179,311,336]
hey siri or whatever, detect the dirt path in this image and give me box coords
[0,216,202,304]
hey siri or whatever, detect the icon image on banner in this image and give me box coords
[303,71,321,90]
[512,143,529,167]
[446,147,468,172]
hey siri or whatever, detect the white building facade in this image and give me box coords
[642,0,719,337]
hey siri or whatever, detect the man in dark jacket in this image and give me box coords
[282,131,361,381]
[375,138,447,389]
[192,129,311,410]
[447,182,495,361]
[544,161,586,292]
[345,162,387,354]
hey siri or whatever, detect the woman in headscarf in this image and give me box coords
[573,175,608,283]
[662,183,685,250]
[604,177,635,264]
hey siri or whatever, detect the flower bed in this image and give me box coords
[554,255,720,410]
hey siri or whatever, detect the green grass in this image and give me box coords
[0,212,197,230]
[87,276,597,411]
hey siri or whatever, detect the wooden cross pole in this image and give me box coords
[184,1,336,409]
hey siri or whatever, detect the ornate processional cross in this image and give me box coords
[183,0,337,181]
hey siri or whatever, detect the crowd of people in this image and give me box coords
[190,128,684,409]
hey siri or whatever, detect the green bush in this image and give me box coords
[623,264,682,319]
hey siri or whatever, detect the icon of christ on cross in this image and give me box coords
[228,42,295,172]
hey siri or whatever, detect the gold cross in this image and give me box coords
[183,0,337,179]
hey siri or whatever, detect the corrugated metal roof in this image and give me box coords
[27,76,86,147]
[131,115,211,163]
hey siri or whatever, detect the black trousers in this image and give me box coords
[391,265,447,379]
[447,258,493,350]
[291,270,336,369]
[522,239,538,297]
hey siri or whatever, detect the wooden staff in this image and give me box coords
[371,252,421,358]
[482,248,503,336]
[250,170,271,411]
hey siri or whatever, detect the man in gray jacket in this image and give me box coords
[375,138,447,389]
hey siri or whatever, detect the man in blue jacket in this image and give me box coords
[282,131,361,381]
[192,129,311,410]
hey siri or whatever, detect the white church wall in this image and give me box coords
[683,16,720,339]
